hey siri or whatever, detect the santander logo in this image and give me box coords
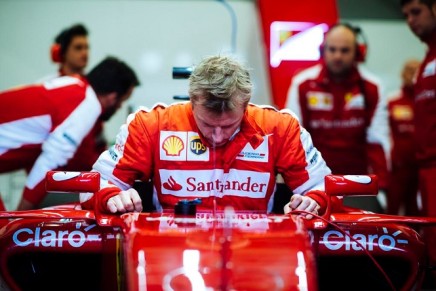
[159,169,270,198]
[163,176,183,191]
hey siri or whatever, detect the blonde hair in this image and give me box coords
[189,55,252,112]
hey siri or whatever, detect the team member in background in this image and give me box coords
[386,59,421,216]
[49,23,107,182]
[401,0,436,285]
[285,23,390,213]
[41,23,105,207]
[50,23,89,78]
[0,56,140,210]
[80,55,333,218]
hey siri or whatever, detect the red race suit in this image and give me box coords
[0,76,103,206]
[81,103,332,213]
[386,86,419,215]
[285,63,389,189]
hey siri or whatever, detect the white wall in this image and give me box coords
[0,0,271,142]
[0,2,427,139]
[0,1,427,210]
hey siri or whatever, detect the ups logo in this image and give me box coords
[190,136,207,155]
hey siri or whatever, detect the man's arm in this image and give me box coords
[284,193,321,219]
[22,86,101,209]
[80,184,142,214]
[81,108,154,213]
[276,111,332,218]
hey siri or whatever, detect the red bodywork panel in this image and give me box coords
[0,173,434,290]
[121,211,317,290]
[257,0,338,109]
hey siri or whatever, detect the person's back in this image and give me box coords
[0,56,140,210]
[285,24,389,211]
[0,77,91,171]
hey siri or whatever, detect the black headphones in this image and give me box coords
[320,23,368,63]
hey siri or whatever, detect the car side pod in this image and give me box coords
[45,171,125,228]
[323,174,378,219]
[45,171,100,193]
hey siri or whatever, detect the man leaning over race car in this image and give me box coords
[81,55,334,219]
[0,56,140,210]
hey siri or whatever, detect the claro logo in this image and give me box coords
[12,223,99,248]
[323,227,409,252]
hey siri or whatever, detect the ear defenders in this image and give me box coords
[320,23,368,63]
[50,43,62,63]
[351,25,367,63]
[355,42,367,63]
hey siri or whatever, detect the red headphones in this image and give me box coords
[320,23,368,63]
[50,43,62,63]
[355,42,367,63]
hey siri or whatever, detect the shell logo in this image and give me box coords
[163,135,184,156]
[308,95,318,106]
[344,92,353,103]
[393,105,413,120]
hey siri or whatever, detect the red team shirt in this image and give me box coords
[286,64,390,189]
[37,73,107,173]
[414,38,436,168]
[81,103,332,213]
[0,76,103,205]
[387,86,419,215]
[414,31,436,267]
[388,86,416,167]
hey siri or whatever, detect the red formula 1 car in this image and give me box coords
[0,172,435,291]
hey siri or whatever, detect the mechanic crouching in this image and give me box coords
[81,55,332,219]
